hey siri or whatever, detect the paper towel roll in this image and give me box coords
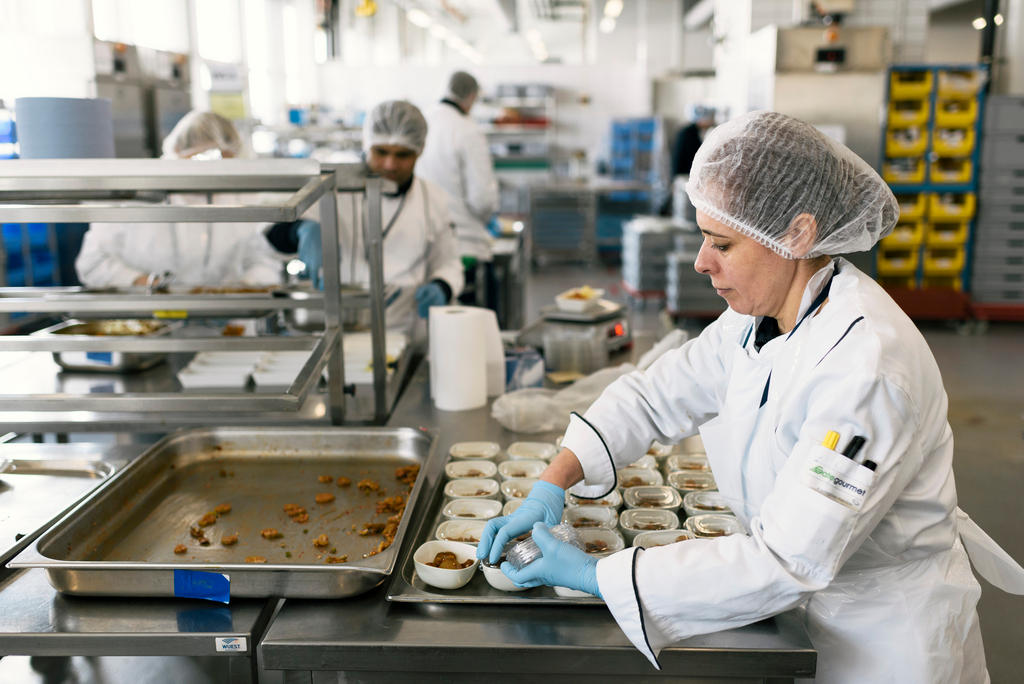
[429,306,488,411]
[481,308,505,397]
[14,97,115,159]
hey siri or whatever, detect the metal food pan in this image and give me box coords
[36,318,173,372]
[9,426,436,599]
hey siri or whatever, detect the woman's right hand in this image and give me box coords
[477,480,565,564]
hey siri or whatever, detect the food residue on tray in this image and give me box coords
[357,479,380,493]
[336,476,351,487]
[363,513,402,558]
[326,555,348,564]
[395,464,420,486]
[315,492,335,504]
[245,556,267,564]
[174,544,187,554]
[197,512,218,527]
[189,526,210,545]
[359,522,385,536]
[427,551,473,569]
[221,534,239,546]
[261,528,282,540]
[318,475,333,483]
[313,534,330,548]
[376,494,405,514]
[292,512,309,523]
[214,503,232,514]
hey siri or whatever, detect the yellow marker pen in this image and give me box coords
[822,431,840,450]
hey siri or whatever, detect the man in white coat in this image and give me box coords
[416,71,498,307]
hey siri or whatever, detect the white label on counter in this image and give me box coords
[215,636,247,653]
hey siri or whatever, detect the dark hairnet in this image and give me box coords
[685,111,898,258]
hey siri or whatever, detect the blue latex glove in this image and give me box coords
[296,220,323,290]
[502,522,601,597]
[485,214,502,237]
[477,480,564,563]
[414,281,447,318]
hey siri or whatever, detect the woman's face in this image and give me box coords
[693,210,800,320]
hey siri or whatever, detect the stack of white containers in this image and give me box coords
[621,216,685,294]
[665,225,727,315]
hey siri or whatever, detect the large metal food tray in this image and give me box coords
[0,455,122,569]
[386,477,603,605]
[36,318,174,372]
[9,426,437,599]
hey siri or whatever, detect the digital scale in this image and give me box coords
[539,299,632,353]
[517,299,632,375]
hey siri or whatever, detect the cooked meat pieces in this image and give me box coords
[315,492,335,504]
[336,476,351,487]
[214,503,232,514]
[291,512,309,523]
[395,464,420,485]
[318,475,332,483]
[221,534,239,546]
[245,556,267,564]
[261,528,282,540]
[357,479,380,493]
[359,523,385,536]
[313,534,330,548]
[197,512,218,527]
[427,551,473,569]
[621,477,648,488]
[189,526,209,545]
[638,523,665,530]
[174,544,187,554]
[572,518,600,527]
[283,503,304,515]
[375,494,405,514]
[326,555,348,564]
[585,540,609,553]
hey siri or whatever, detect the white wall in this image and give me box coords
[925,0,983,64]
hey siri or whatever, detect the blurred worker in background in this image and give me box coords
[672,105,716,178]
[76,110,284,289]
[416,71,499,308]
[293,100,463,334]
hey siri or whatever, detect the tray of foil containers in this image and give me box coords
[34,318,176,373]
[387,437,747,605]
[8,426,436,599]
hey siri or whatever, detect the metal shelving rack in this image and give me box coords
[0,158,393,426]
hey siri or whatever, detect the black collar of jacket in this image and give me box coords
[384,176,415,198]
[441,98,467,115]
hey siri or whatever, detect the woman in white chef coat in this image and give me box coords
[294,100,464,333]
[479,111,1015,682]
[75,111,284,289]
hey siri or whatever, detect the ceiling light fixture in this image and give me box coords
[994,13,1004,25]
[971,16,986,30]
[407,8,432,28]
[604,0,623,19]
[599,16,616,33]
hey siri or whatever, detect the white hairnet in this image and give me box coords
[363,100,427,154]
[685,110,897,259]
[162,110,242,159]
[445,71,479,104]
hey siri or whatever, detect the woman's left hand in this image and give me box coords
[501,522,601,597]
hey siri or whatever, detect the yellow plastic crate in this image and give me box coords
[890,70,933,100]
[935,98,977,128]
[896,193,926,221]
[923,246,966,276]
[879,276,917,289]
[928,192,976,221]
[888,99,930,127]
[885,127,928,157]
[930,157,973,184]
[877,247,920,277]
[926,221,970,247]
[881,221,925,248]
[937,69,985,98]
[921,276,963,291]
[932,127,975,157]
[883,157,926,185]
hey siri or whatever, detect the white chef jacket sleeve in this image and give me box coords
[75,223,148,288]
[562,313,733,494]
[461,127,499,224]
[238,225,286,286]
[598,360,924,668]
[423,184,464,298]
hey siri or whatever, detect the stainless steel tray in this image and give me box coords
[0,455,121,569]
[36,318,173,372]
[386,476,603,605]
[9,426,438,599]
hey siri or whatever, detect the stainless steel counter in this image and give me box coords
[259,363,817,681]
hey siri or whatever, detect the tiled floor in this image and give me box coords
[2,260,1021,683]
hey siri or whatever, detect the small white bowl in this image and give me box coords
[480,562,528,592]
[617,466,664,489]
[553,585,596,598]
[678,434,705,454]
[502,498,524,516]
[633,529,696,549]
[681,490,734,518]
[577,528,625,558]
[435,519,487,545]
[667,470,717,494]
[555,286,605,312]
[684,514,745,538]
[449,441,501,461]
[497,459,546,481]
[413,540,479,590]
[663,453,710,476]
[623,485,682,512]
[618,508,680,544]
[443,478,500,501]
[626,454,658,470]
[506,441,557,461]
[562,505,618,530]
[500,477,539,502]
[441,498,503,521]
[566,489,622,509]
[445,460,498,480]
[646,441,673,459]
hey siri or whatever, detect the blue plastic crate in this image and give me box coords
[3,224,22,251]
[27,223,49,248]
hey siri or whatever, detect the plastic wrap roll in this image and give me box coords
[429,306,488,411]
[14,97,115,159]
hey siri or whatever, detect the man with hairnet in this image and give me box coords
[76,111,284,288]
[294,100,463,333]
[416,71,499,307]
[479,111,1016,682]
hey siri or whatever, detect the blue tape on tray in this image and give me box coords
[174,570,230,604]
[86,351,113,364]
